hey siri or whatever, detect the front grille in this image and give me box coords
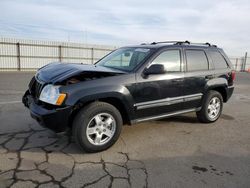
[29,76,44,99]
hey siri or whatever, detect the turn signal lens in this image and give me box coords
[56,93,66,105]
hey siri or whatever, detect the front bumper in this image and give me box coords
[23,90,72,133]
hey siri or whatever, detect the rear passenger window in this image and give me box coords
[210,51,228,69]
[186,50,209,71]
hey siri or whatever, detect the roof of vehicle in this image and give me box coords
[123,41,221,50]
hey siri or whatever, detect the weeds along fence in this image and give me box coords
[0,37,249,71]
[0,38,116,71]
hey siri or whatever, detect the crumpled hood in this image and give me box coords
[36,62,125,83]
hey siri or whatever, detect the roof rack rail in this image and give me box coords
[188,42,217,47]
[141,41,217,47]
[175,41,190,45]
[140,41,186,45]
[149,41,190,45]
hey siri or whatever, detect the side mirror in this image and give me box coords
[144,64,166,75]
[124,52,131,57]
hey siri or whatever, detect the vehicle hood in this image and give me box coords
[36,62,126,84]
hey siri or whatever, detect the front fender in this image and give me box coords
[61,84,135,120]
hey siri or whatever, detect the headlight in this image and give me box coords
[39,84,66,105]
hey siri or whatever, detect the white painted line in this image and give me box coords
[0,101,21,105]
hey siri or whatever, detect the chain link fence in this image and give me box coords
[0,37,116,71]
[229,55,249,72]
[0,37,249,72]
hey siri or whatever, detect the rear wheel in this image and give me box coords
[196,90,223,123]
[73,102,123,152]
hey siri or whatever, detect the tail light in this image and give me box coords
[231,71,236,81]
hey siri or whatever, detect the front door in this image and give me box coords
[134,48,184,119]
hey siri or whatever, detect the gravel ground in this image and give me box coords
[0,71,249,188]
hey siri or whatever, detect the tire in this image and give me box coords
[72,102,123,153]
[196,90,223,123]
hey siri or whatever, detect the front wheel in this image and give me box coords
[73,102,123,152]
[196,90,223,123]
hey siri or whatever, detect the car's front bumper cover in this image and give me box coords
[23,90,72,133]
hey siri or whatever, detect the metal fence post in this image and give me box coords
[244,52,248,71]
[59,45,62,61]
[235,58,238,71]
[16,43,21,71]
[240,58,243,72]
[91,48,94,64]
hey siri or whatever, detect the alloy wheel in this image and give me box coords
[86,113,116,146]
[207,97,221,120]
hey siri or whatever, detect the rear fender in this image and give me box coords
[204,77,228,102]
[205,77,228,90]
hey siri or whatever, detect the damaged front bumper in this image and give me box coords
[22,90,72,133]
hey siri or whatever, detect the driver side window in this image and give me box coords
[151,50,181,72]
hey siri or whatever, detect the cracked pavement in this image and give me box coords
[0,72,250,188]
[0,125,149,188]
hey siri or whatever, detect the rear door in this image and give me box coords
[182,48,213,110]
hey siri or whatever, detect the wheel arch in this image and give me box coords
[211,86,227,102]
[68,94,134,128]
[205,77,228,102]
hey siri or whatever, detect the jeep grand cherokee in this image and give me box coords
[23,41,235,152]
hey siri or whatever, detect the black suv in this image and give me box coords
[23,41,235,152]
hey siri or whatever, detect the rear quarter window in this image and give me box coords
[209,50,228,69]
[186,50,209,71]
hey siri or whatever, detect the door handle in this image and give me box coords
[172,79,182,83]
[205,75,213,79]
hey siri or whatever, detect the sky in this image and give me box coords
[0,0,249,56]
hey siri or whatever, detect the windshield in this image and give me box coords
[96,47,152,71]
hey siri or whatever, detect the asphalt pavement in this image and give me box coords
[0,71,249,188]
